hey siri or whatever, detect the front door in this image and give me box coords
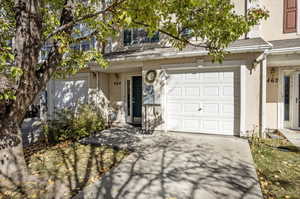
[293,72,300,129]
[132,76,142,124]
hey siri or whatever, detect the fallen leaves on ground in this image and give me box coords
[250,138,300,199]
[1,141,130,199]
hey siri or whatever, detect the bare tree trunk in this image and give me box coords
[0,0,42,190]
[0,1,75,193]
[0,125,27,191]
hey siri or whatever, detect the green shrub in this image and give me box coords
[44,104,105,143]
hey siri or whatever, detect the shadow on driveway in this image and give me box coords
[74,132,262,199]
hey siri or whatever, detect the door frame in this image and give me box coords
[281,70,294,128]
[125,73,142,124]
[293,72,300,129]
[279,69,300,130]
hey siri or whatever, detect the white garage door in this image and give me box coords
[53,78,88,111]
[167,69,240,135]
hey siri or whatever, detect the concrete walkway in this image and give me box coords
[279,129,300,147]
[75,132,262,199]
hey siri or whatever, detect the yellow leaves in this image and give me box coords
[124,16,132,26]
[250,138,300,198]
[90,176,98,183]
[48,179,54,185]
[30,193,38,199]
[261,179,268,187]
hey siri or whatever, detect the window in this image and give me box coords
[40,45,52,61]
[70,39,95,52]
[70,24,96,51]
[181,28,193,38]
[123,29,159,46]
[39,24,95,61]
[7,40,12,48]
[284,0,297,33]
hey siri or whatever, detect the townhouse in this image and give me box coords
[46,0,300,136]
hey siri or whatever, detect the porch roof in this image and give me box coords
[270,38,300,50]
[269,38,300,54]
[104,37,271,62]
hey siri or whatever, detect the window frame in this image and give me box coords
[283,0,298,33]
[123,28,160,46]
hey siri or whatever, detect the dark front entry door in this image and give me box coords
[132,76,142,120]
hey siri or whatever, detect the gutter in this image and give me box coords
[267,47,300,55]
[107,44,272,63]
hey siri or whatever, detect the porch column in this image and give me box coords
[259,58,267,137]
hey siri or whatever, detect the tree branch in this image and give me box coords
[45,0,127,41]
[131,20,208,49]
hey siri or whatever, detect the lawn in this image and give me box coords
[249,137,300,199]
[1,142,129,199]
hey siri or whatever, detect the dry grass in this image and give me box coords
[1,142,129,199]
[250,137,300,199]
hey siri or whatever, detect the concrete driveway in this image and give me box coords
[75,132,262,199]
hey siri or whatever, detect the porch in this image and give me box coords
[278,128,300,147]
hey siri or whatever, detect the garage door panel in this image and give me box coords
[183,119,200,130]
[203,72,219,81]
[183,103,200,113]
[168,118,183,130]
[203,86,219,97]
[221,121,234,131]
[185,73,200,80]
[223,86,234,96]
[167,69,240,135]
[202,103,219,114]
[222,104,234,114]
[168,87,182,97]
[202,120,219,131]
[185,87,200,96]
[167,103,182,113]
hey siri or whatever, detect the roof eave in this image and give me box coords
[107,45,271,63]
[268,47,300,55]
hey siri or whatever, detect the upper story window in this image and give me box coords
[123,29,159,46]
[70,38,96,52]
[181,28,193,38]
[283,0,298,33]
[40,24,96,61]
[40,45,52,61]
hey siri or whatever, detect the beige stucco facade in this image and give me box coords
[266,67,279,130]
[260,0,300,41]
[244,62,261,135]
[86,52,265,136]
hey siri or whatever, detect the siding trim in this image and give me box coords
[240,65,246,136]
